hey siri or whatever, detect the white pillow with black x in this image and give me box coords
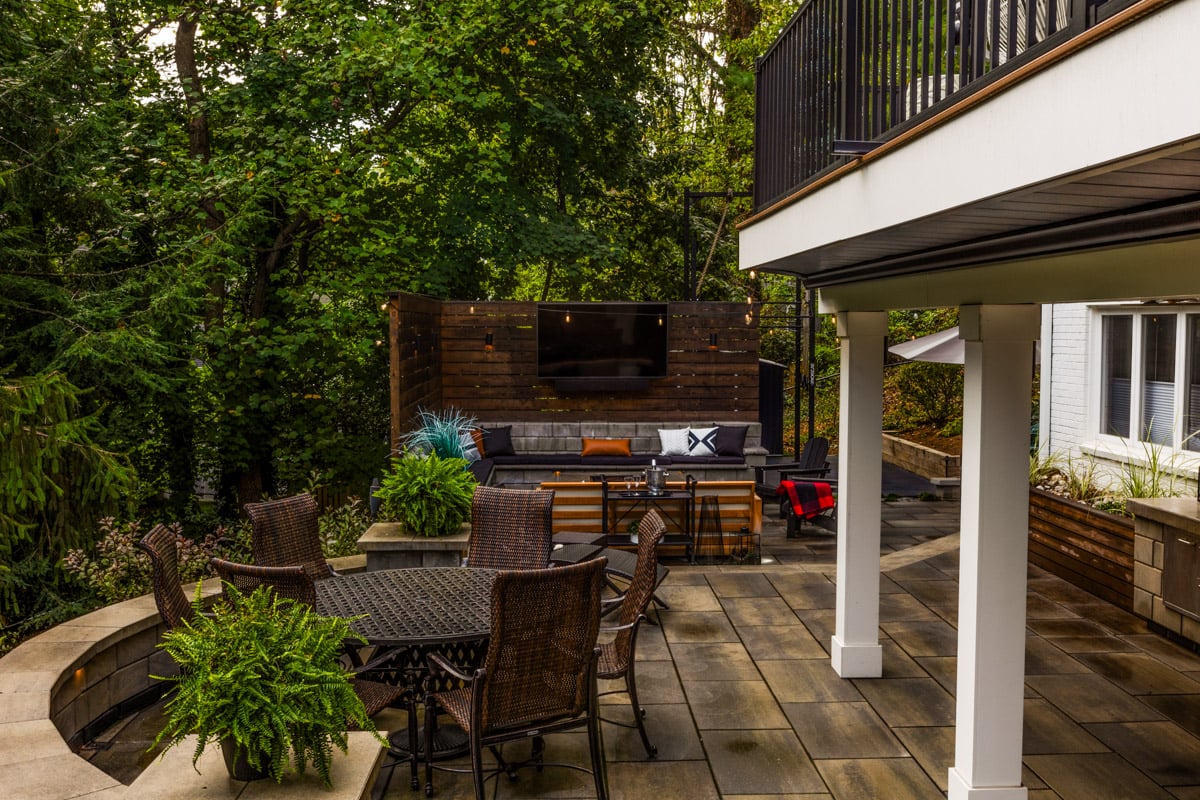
[686,426,718,456]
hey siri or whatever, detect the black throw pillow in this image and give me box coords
[481,425,516,457]
[715,425,749,457]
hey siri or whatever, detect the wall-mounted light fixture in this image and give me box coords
[657,314,664,326]
[414,334,422,353]
[484,332,494,352]
[708,333,719,351]
[430,332,438,351]
[565,312,571,324]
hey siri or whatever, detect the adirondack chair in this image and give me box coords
[753,436,831,514]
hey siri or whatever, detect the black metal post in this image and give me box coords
[794,281,803,458]
[807,286,817,444]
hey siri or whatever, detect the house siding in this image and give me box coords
[1045,303,1091,460]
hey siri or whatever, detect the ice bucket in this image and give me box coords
[644,466,669,495]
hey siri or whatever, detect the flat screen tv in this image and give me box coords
[537,303,669,386]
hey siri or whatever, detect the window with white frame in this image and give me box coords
[1098,308,1200,452]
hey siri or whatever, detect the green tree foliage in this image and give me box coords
[0,0,815,632]
[0,373,135,626]
[2,0,683,519]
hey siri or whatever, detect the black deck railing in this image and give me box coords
[754,0,1124,210]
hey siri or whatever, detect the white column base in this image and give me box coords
[830,636,882,678]
[948,768,1028,800]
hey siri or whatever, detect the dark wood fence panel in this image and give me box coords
[388,292,443,450]
[1028,488,1135,611]
[437,301,760,423]
[387,294,762,445]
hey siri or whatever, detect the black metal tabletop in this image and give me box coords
[315,567,497,647]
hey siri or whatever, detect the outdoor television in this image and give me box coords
[537,302,669,388]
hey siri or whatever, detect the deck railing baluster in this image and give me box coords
[753,0,1107,210]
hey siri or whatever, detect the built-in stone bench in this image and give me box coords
[0,554,382,800]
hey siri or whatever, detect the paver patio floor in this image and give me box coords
[366,499,1200,800]
[84,498,1200,799]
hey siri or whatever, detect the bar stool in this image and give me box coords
[694,495,724,563]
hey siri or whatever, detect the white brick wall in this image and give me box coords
[1044,303,1091,461]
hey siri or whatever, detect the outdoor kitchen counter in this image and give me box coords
[1129,497,1200,647]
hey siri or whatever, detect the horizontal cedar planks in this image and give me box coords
[1028,507,1133,563]
[1029,491,1134,558]
[1028,552,1130,609]
[1029,543,1131,609]
[544,481,760,536]
[1027,489,1134,610]
[392,293,761,429]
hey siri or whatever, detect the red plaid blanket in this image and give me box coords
[777,480,835,519]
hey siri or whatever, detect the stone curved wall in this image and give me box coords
[0,554,365,799]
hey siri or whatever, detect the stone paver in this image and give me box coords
[67,498,1200,800]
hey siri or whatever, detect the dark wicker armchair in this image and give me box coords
[243,493,336,581]
[465,485,554,570]
[423,559,608,800]
[208,557,404,719]
[598,510,666,758]
[137,524,194,631]
[209,558,317,606]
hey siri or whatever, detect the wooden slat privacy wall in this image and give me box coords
[388,292,761,448]
[1028,488,1134,611]
[388,292,443,449]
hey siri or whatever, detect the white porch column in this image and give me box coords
[831,311,886,678]
[948,304,1040,800]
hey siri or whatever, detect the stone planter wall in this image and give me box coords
[0,554,366,800]
[358,523,470,570]
[1028,488,1135,610]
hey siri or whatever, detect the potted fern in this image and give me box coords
[373,452,476,537]
[153,585,383,786]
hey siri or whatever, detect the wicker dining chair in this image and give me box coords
[596,510,666,758]
[423,558,609,800]
[465,485,554,570]
[208,557,405,719]
[137,524,194,631]
[243,493,336,581]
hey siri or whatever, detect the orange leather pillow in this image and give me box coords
[581,438,631,457]
[469,428,486,456]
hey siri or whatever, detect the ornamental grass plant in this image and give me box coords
[399,407,477,459]
[153,585,384,786]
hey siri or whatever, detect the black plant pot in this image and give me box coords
[220,736,270,781]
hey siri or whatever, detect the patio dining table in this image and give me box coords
[314,567,498,789]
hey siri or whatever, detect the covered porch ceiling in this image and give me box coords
[755,137,1200,311]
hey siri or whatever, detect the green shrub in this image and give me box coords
[891,362,963,429]
[62,519,231,605]
[318,496,370,558]
[374,454,475,537]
